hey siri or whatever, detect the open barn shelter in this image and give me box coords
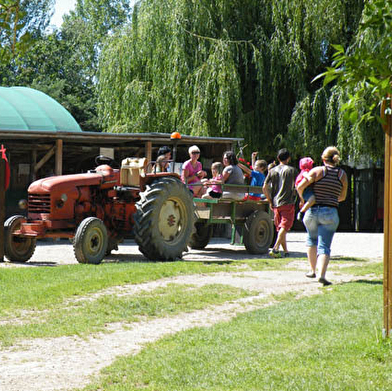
[0,87,243,217]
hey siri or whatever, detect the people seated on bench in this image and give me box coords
[221,151,245,200]
[201,162,223,199]
[238,151,268,201]
[156,146,171,172]
[153,155,169,173]
[181,145,207,197]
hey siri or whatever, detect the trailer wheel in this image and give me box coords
[243,210,274,254]
[189,222,213,250]
[4,215,36,262]
[74,217,108,264]
[134,177,195,261]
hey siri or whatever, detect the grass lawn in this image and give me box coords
[81,277,390,391]
[0,256,386,390]
[0,283,256,346]
[0,257,290,316]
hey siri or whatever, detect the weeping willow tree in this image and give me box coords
[287,0,389,163]
[98,0,364,159]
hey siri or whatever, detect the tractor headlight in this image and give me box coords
[56,194,68,208]
[18,199,28,210]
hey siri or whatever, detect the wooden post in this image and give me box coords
[55,139,63,176]
[145,141,152,163]
[0,158,5,262]
[383,102,392,337]
[31,149,37,182]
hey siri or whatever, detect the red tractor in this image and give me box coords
[4,152,195,264]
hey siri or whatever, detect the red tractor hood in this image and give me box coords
[28,166,120,193]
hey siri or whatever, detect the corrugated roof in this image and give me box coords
[0,87,82,132]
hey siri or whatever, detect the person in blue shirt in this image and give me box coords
[239,152,268,200]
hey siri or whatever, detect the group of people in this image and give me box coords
[154,143,348,286]
[263,146,348,286]
[162,144,270,201]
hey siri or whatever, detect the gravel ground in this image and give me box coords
[2,231,383,267]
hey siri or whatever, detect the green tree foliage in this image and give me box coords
[0,0,131,131]
[13,31,99,130]
[98,0,364,160]
[307,0,392,162]
[0,0,52,63]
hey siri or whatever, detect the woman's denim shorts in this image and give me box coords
[303,205,339,256]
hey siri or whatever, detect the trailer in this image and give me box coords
[189,184,275,253]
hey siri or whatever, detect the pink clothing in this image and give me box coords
[209,174,223,193]
[295,169,309,187]
[295,157,314,187]
[299,157,313,171]
[182,159,202,185]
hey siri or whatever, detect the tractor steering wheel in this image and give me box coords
[95,155,118,168]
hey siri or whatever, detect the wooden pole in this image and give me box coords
[382,101,392,337]
[55,139,63,176]
[0,158,5,262]
[145,141,152,162]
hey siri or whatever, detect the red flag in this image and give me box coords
[1,144,10,191]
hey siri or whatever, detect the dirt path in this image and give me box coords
[0,232,383,391]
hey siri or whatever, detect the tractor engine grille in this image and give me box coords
[28,193,51,213]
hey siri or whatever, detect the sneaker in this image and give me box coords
[305,271,316,278]
[269,249,282,258]
[318,277,332,286]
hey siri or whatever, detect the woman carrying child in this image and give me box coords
[296,146,348,286]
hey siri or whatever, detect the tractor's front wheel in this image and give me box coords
[134,177,195,261]
[4,215,36,262]
[73,217,108,264]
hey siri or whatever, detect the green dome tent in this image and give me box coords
[0,87,81,132]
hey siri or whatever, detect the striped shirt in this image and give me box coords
[313,166,343,208]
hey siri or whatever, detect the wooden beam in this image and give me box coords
[382,100,392,337]
[55,139,63,176]
[34,146,55,173]
[0,158,5,262]
[31,149,37,182]
[145,141,152,163]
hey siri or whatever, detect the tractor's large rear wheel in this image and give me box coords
[4,215,36,262]
[73,217,108,264]
[134,177,195,261]
[243,210,274,254]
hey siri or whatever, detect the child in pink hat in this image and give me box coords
[295,157,315,220]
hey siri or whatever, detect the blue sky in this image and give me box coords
[51,0,137,28]
[51,0,77,27]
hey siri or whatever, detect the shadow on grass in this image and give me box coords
[350,279,383,285]
[331,256,369,262]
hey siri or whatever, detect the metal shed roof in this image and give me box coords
[0,87,82,132]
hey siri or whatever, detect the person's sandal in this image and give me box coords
[305,271,316,278]
[268,249,282,258]
[319,277,332,286]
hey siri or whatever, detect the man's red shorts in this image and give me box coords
[273,204,295,231]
